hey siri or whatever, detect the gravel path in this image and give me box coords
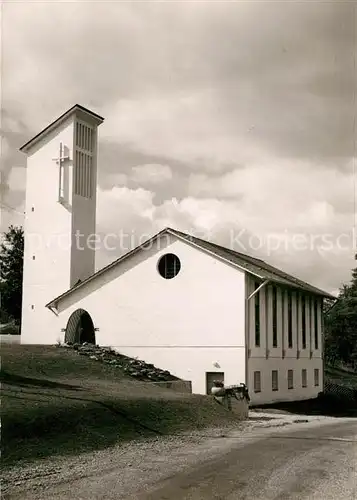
[1,411,346,499]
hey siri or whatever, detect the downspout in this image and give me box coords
[244,276,249,387]
[245,279,270,388]
[247,279,270,301]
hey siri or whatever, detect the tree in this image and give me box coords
[0,282,10,323]
[324,269,357,370]
[0,226,24,326]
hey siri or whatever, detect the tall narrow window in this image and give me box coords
[281,290,285,340]
[314,299,319,349]
[296,292,299,345]
[255,282,260,347]
[302,369,307,388]
[272,286,278,347]
[288,291,293,348]
[314,368,319,387]
[288,369,294,389]
[302,295,306,349]
[254,371,261,393]
[272,370,279,391]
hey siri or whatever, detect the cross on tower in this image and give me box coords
[52,142,70,201]
[52,142,70,164]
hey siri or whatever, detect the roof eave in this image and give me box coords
[46,227,264,309]
[265,278,336,299]
[20,104,104,154]
[45,228,170,309]
[166,228,263,279]
[45,226,336,309]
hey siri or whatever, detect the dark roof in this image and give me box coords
[46,227,336,307]
[20,104,104,153]
[170,229,335,298]
[46,227,335,308]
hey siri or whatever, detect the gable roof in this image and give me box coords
[20,104,104,154]
[46,227,335,309]
[171,229,335,298]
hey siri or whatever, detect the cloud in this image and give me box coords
[100,91,272,168]
[2,0,356,293]
[187,158,354,228]
[4,1,355,164]
[131,164,173,185]
[0,111,28,232]
[6,167,26,192]
[93,185,355,293]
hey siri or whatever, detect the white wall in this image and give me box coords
[21,119,75,344]
[248,357,323,405]
[246,275,324,404]
[56,234,246,394]
[21,111,99,344]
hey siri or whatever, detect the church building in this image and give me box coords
[20,105,335,405]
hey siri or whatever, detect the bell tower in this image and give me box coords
[20,105,104,344]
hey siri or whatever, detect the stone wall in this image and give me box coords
[58,342,192,391]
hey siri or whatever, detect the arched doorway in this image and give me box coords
[65,309,96,345]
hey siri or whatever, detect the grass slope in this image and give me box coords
[1,345,241,467]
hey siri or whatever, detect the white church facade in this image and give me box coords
[20,105,335,405]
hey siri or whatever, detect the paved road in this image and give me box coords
[6,419,357,499]
[135,421,357,500]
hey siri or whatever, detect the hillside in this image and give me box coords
[1,344,243,467]
[324,365,357,388]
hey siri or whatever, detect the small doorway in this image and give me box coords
[206,372,224,395]
[65,308,96,345]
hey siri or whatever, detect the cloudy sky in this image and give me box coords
[1,0,356,295]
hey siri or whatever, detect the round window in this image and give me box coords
[158,253,181,279]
